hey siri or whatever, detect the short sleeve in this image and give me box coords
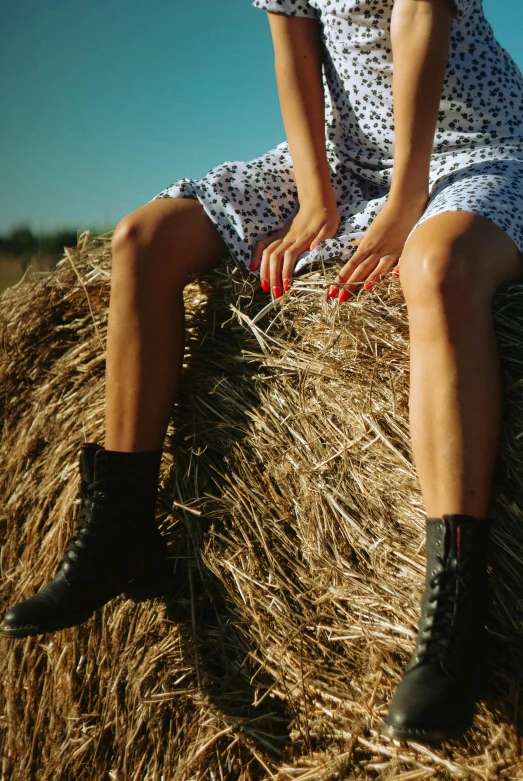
[449,0,474,20]
[252,0,319,19]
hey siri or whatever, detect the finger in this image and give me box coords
[281,242,302,290]
[269,242,288,297]
[327,245,370,298]
[260,239,282,293]
[392,256,401,277]
[364,254,398,289]
[338,244,374,282]
[329,243,397,297]
[250,237,273,272]
[339,254,381,302]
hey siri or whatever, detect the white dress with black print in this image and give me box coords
[149,0,523,271]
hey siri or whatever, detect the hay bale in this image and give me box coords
[1,230,523,780]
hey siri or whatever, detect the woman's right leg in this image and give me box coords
[0,198,229,638]
[105,197,228,453]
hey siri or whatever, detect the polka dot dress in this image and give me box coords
[149,0,523,272]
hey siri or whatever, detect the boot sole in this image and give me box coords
[0,562,171,638]
[380,719,471,743]
[0,549,171,638]
[0,610,95,638]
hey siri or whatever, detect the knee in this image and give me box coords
[111,214,152,256]
[109,216,152,297]
[110,201,193,289]
[400,242,481,311]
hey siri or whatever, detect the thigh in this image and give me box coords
[149,145,300,271]
[112,197,229,277]
[400,163,523,298]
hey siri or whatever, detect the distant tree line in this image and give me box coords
[0,225,78,259]
[0,224,112,269]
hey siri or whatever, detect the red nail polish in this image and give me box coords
[283,278,291,292]
[392,267,400,277]
[261,279,270,293]
[327,286,338,298]
[250,263,257,272]
[364,280,373,290]
[273,286,282,299]
[338,288,351,303]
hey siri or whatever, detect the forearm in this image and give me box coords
[389,0,453,203]
[268,12,334,208]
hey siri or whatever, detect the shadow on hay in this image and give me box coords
[134,267,294,758]
[4,238,523,778]
[0,251,292,779]
[481,308,523,741]
[135,271,523,754]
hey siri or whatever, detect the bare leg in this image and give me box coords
[105,198,228,453]
[399,211,523,519]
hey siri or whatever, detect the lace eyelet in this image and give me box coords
[98,491,105,498]
[101,466,108,473]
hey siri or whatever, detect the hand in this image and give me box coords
[250,200,341,298]
[328,192,429,302]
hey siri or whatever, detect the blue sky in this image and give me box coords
[1,0,522,234]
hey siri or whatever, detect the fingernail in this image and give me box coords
[249,263,257,272]
[338,288,351,303]
[261,279,270,293]
[272,286,282,299]
[327,286,338,298]
[283,278,291,292]
[364,280,373,290]
[392,266,400,277]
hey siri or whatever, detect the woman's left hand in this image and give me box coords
[329,191,429,301]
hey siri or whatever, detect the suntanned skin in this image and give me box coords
[105,0,523,521]
[250,0,455,293]
[249,13,340,294]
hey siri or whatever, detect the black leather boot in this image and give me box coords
[381,514,489,742]
[0,442,169,638]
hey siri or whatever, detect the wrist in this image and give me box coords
[387,186,429,210]
[297,180,337,213]
[389,162,430,205]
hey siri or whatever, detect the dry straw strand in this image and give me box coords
[1,233,523,780]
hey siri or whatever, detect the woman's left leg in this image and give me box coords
[382,210,523,741]
[399,210,523,519]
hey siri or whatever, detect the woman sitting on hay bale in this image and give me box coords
[2,0,523,745]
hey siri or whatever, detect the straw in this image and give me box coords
[1,230,523,779]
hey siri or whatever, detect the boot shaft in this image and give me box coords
[79,443,163,517]
[59,444,165,579]
[409,514,489,677]
[0,442,168,637]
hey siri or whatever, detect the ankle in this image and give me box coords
[427,513,489,523]
[103,446,163,455]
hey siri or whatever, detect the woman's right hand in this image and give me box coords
[250,200,341,297]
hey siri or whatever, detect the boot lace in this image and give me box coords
[416,554,472,663]
[59,477,110,568]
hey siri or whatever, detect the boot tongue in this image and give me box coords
[442,514,480,562]
[80,443,103,485]
[442,515,459,561]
